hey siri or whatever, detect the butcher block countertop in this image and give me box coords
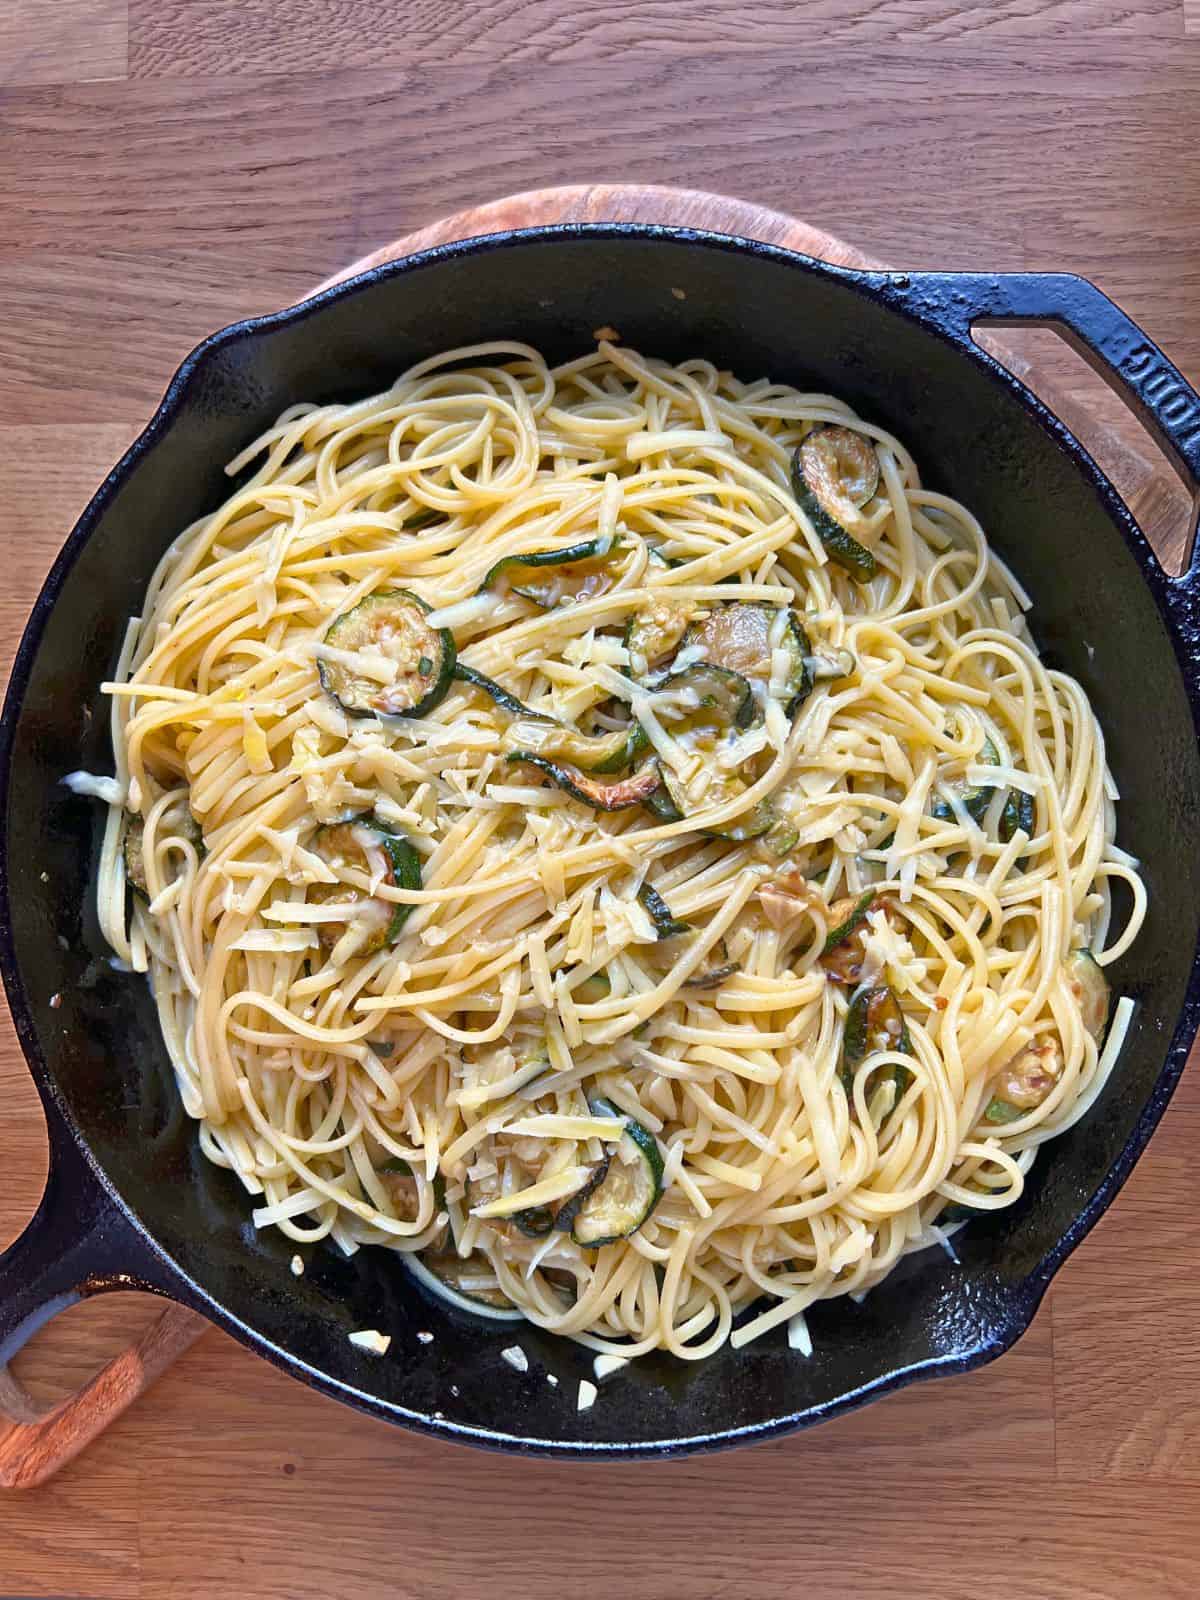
[3,5,1200,1597]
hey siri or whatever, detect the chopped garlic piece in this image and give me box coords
[787,1312,812,1356]
[593,1353,630,1381]
[501,1345,529,1373]
[348,1328,391,1355]
[577,1379,598,1411]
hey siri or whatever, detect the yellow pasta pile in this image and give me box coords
[94,340,1143,1359]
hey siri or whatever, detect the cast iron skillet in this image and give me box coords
[2,226,1200,1458]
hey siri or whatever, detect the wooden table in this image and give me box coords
[3,6,1200,1597]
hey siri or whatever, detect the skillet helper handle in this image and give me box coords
[898,269,1200,522]
[0,1114,206,1489]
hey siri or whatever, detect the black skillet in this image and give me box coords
[2,224,1199,1458]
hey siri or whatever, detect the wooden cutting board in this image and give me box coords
[0,185,1194,1557]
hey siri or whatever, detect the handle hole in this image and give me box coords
[971,322,1199,577]
[6,1292,163,1413]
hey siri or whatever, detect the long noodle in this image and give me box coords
[93,340,1144,1359]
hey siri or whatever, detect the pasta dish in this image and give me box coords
[89,339,1143,1361]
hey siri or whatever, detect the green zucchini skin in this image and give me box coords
[512,1205,557,1238]
[761,821,800,858]
[318,589,456,719]
[401,508,444,531]
[643,785,684,823]
[790,460,878,580]
[570,1098,664,1248]
[822,889,877,956]
[701,797,778,842]
[588,722,651,775]
[514,719,650,775]
[683,960,740,989]
[930,737,1000,825]
[311,816,421,951]
[637,882,691,939]
[841,984,914,1100]
[505,751,661,811]
[1066,948,1110,1038]
[999,786,1035,843]
[658,661,756,730]
[625,594,694,668]
[378,1156,447,1212]
[658,767,778,843]
[453,662,553,722]
[477,537,621,605]
[551,1155,612,1236]
[983,1097,1025,1125]
[681,603,813,715]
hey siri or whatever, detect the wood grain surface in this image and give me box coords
[2,7,1200,1598]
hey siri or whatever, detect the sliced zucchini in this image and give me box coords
[625,594,695,669]
[124,807,205,900]
[701,796,778,842]
[570,1098,664,1248]
[643,785,683,823]
[318,589,456,718]
[1065,949,1110,1040]
[984,1035,1063,1124]
[465,1163,560,1240]
[652,658,785,837]
[401,507,443,532]
[683,939,740,989]
[683,962,740,989]
[512,1205,556,1239]
[417,1249,517,1312]
[999,787,1035,844]
[637,882,691,939]
[682,603,812,714]
[821,889,877,957]
[124,813,148,898]
[759,819,800,858]
[653,661,761,831]
[453,663,552,722]
[821,890,888,985]
[841,983,913,1098]
[550,1155,612,1236]
[504,752,661,811]
[309,817,421,954]
[509,717,649,775]
[657,662,756,729]
[791,426,881,581]
[659,766,777,842]
[378,1157,447,1216]
[479,537,624,608]
[930,736,1000,825]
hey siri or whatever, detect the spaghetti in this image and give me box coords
[92,339,1144,1360]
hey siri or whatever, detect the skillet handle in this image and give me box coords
[0,1106,206,1488]
[892,270,1200,575]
